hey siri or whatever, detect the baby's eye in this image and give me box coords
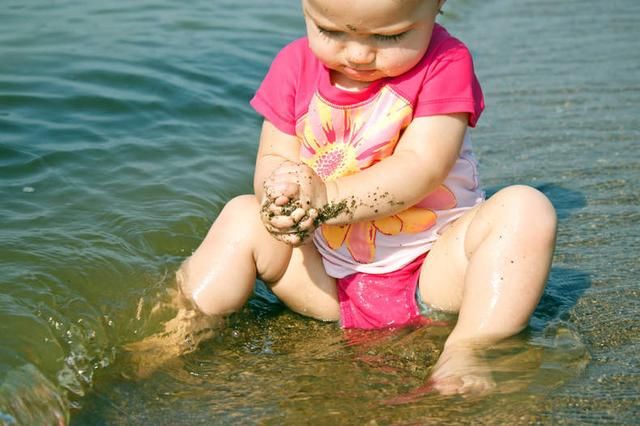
[373,32,408,43]
[317,26,344,39]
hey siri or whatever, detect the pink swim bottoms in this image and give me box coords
[337,252,430,329]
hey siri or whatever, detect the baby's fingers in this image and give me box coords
[262,225,303,246]
[270,215,296,229]
[261,194,289,209]
[267,207,307,229]
[265,179,299,201]
[276,233,302,246]
[297,208,318,230]
[289,207,306,223]
[261,218,295,237]
[274,195,290,207]
[267,203,285,215]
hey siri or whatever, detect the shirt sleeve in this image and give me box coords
[414,38,484,127]
[250,39,304,135]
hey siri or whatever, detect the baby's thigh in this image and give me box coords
[417,205,481,312]
[268,242,340,322]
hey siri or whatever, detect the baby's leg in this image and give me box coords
[179,194,291,315]
[126,195,338,377]
[418,185,557,393]
[179,194,339,321]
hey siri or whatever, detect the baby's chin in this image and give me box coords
[331,69,382,91]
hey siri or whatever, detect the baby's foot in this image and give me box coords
[122,308,220,378]
[428,344,496,395]
[122,289,222,379]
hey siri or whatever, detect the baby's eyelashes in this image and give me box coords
[316,23,409,44]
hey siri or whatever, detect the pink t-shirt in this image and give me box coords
[251,24,485,278]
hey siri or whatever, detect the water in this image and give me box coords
[1,0,638,423]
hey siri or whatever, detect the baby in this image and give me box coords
[176,0,557,395]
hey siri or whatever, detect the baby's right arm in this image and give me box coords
[311,113,470,225]
[254,120,318,245]
[263,113,470,231]
[253,120,301,200]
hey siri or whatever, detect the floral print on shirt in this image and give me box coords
[296,87,457,263]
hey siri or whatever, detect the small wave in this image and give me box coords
[0,364,67,426]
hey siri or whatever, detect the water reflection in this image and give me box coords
[72,276,591,424]
[0,364,67,425]
[1,0,638,422]
[73,177,595,423]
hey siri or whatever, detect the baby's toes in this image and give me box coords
[431,376,465,396]
[460,375,496,395]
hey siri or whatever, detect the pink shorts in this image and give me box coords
[337,252,430,329]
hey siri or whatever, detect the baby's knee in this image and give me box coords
[222,194,261,219]
[499,185,557,240]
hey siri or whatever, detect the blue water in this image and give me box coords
[1,0,639,423]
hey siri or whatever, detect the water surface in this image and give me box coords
[1,0,638,424]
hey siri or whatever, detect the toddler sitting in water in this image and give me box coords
[171,0,556,395]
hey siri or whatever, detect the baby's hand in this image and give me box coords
[261,162,324,246]
[264,161,328,212]
[260,197,318,246]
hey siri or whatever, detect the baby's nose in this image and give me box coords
[346,42,375,65]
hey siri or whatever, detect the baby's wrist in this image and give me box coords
[324,180,339,206]
[312,184,350,227]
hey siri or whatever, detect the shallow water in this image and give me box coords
[1,0,638,424]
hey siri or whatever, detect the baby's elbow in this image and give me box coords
[415,164,451,199]
[402,151,456,197]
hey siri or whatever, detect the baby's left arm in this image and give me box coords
[266,112,469,228]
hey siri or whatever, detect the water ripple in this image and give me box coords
[1,0,638,423]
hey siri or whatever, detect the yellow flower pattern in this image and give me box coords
[295,87,457,263]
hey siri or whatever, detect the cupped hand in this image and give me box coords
[260,197,318,246]
[260,162,327,246]
[263,161,328,213]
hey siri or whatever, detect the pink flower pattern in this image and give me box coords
[295,87,458,263]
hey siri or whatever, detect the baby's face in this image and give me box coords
[302,0,444,90]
